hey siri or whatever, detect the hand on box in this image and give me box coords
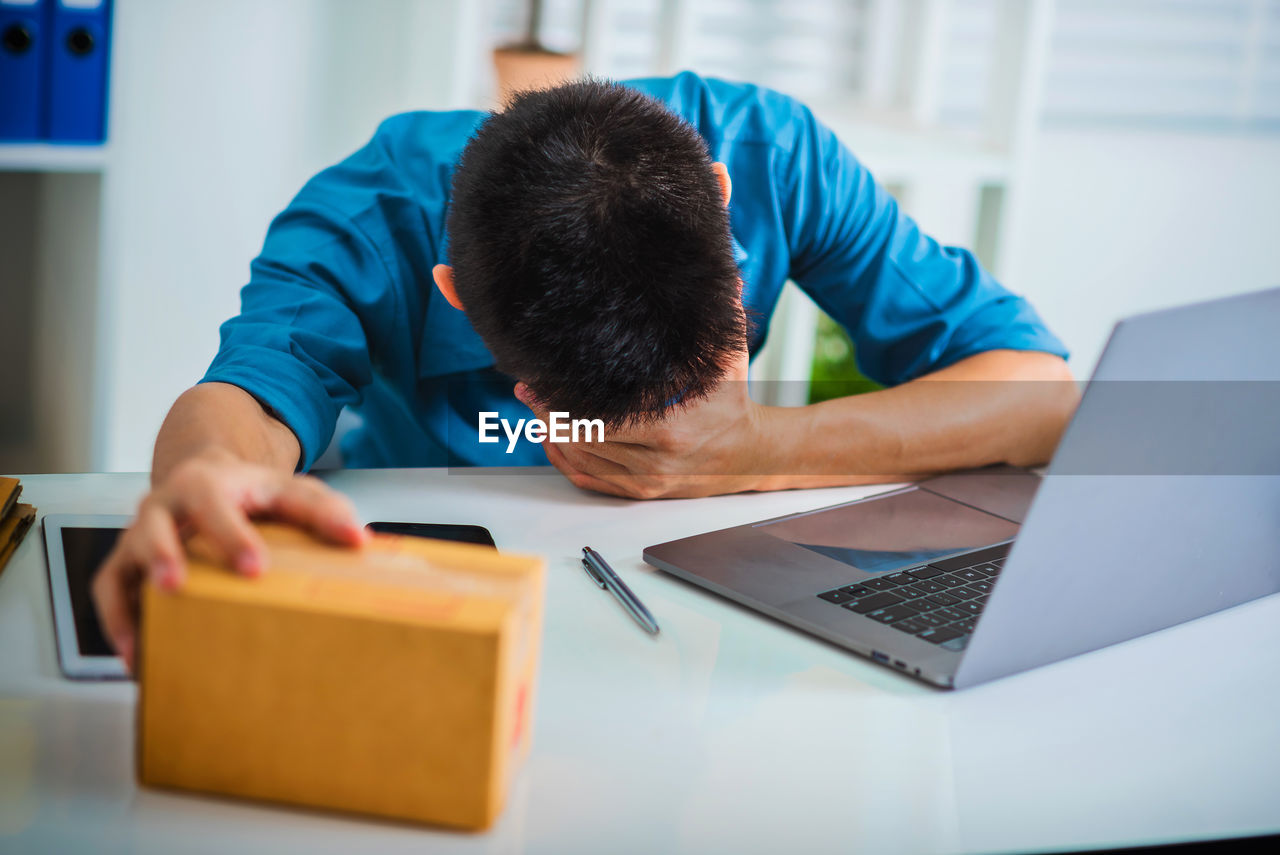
[92,448,366,673]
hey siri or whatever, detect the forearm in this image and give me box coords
[758,350,1079,490]
[151,382,301,485]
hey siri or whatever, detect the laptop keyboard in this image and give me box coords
[815,543,1012,652]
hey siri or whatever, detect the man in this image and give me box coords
[94,73,1077,668]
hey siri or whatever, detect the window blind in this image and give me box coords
[492,0,1280,131]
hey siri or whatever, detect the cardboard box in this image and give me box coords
[137,524,544,830]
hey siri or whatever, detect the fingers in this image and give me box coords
[546,443,655,499]
[132,500,188,591]
[169,463,362,570]
[268,477,367,546]
[92,543,144,673]
[180,486,269,576]
[161,458,270,575]
[545,442,602,492]
[93,496,186,672]
[566,471,639,499]
[557,443,632,479]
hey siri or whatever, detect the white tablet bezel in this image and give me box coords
[42,513,132,680]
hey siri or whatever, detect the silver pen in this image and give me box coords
[581,546,660,635]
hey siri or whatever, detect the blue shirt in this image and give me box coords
[203,72,1067,471]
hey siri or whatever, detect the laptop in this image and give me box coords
[643,287,1280,688]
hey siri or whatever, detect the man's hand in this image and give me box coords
[520,350,785,499]
[92,448,366,672]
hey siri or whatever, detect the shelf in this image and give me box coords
[0,144,109,173]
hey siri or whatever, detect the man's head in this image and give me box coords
[438,79,746,425]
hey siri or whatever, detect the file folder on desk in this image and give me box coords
[0,0,47,141]
[45,0,111,143]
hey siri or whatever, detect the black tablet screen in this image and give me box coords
[60,527,121,656]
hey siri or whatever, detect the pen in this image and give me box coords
[581,546,660,635]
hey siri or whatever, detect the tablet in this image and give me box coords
[42,514,130,680]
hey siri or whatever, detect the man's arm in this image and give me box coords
[756,349,1077,489]
[152,382,301,482]
[93,384,365,673]
[537,348,1077,499]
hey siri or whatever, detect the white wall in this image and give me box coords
[1006,128,1280,376]
[96,0,486,471]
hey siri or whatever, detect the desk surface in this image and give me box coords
[1,469,1278,854]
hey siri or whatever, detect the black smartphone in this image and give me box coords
[365,522,496,549]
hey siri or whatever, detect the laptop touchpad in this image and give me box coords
[758,487,1021,575]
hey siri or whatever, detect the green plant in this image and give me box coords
[808,312,882,403]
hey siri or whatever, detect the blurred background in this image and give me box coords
[1,0,1277,474]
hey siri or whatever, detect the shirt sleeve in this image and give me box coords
[780,106,1068,386]
[201,197,386,471]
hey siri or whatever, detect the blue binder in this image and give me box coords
[0,0,47,141]
[45,0,111,143]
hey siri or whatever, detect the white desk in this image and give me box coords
[2,469,1278,854]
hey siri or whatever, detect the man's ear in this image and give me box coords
[432,264,465,311]
[712,162,732,207]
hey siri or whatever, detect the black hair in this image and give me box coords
[446,78,746,425]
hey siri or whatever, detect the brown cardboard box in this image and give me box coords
[138,524,545,830]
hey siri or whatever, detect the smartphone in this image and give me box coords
[365,522,496,549]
